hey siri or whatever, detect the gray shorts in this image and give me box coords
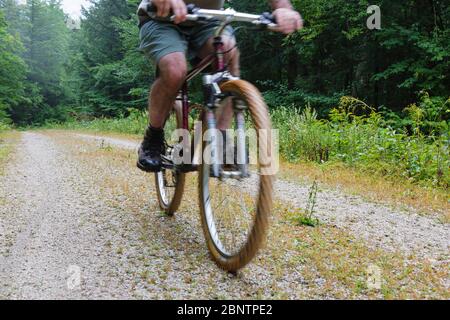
[139,19,234,65]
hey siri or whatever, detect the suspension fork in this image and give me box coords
[205,110,221,178]
[234,101,248,178]
[202,81,221,178]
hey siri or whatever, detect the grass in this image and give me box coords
[287,208,319,227]
[0,130,18,175]
[43,108,148,135]
[286,223,449,299]
[271,103,449,190]
[288,180,320,227]
[274,202,449,299]
[279,160,450,222]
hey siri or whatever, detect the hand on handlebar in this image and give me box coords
[272,8,303,34]
[152,0,187,24]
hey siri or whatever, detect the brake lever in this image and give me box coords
[261,12,276,24]
[254,12,277,31]
[186,4,199,14]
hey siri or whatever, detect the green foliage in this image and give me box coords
[45,108,148,135]
[272,106,333,163]
[0,9,27,125]
[1,0,73,125]
[24,0,70,104]
[2,0,449,125]
[70,0,153,117]
[402,92,449,136]
[290,180,319,227]
[0,122,10,131]
[272,95,449,189]
[262,82,340,115]
[234,0,450,112]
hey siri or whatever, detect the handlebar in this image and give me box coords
[146,4,278,30]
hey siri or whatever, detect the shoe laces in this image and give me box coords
[143,133,165,155]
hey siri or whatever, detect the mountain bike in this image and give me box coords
[147,5,277,272]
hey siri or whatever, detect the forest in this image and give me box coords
[0,0,449,188]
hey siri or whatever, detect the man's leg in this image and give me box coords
[137,52,187,172]
[137,18,189,172]
[148,52,187,128]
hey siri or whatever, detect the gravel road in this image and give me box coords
[77,133,450,258]
[0,131,448,299]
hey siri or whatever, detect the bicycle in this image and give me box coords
[147,4,277,272]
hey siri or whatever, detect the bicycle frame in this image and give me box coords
[178,34,232,130]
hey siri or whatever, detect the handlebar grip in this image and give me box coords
[261,12,276,24]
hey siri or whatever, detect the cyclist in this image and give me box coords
[136,0,303,172]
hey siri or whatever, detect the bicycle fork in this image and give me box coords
[202,79,249,179]
[234,102,249,178]
[205,110,221,178]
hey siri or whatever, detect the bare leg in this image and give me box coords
[138,52,187,172]
[148,52,187,128]
[197,36,240,130]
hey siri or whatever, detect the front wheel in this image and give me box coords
[198,80,275,272]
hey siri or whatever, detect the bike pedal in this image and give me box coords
[136,161,162,173]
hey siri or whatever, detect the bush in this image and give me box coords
[272,96,449,188]
[44,108,148,135]
[262,83,340,116]
[402,92,449,136]
[272,106,332,163]
[0,122,11,132]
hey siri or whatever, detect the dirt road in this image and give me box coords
[0,131,448,299]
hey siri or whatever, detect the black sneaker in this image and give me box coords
[137,126,165,172]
